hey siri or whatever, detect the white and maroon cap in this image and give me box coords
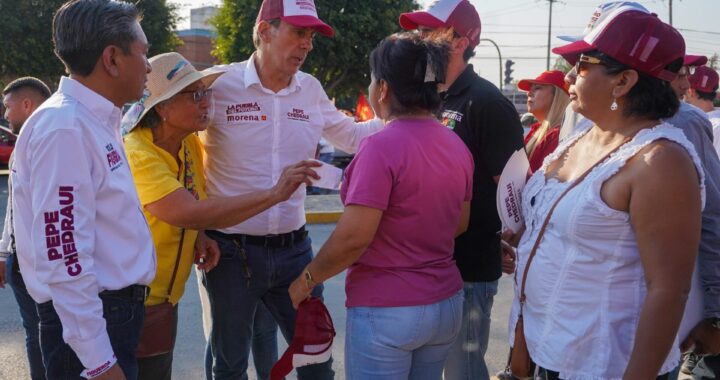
[256,0,334,37]
[270,297,335,380]
[399,0,481,47]
[557,1,649,42]
[553,11,685,82]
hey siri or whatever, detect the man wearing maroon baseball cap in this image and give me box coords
[199,0,386,379]
[671,54,709,100]
[400,1,525,379]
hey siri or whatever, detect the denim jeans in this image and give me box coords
[203,231,334,380]
[443,280,498,380]
[345,290,463,380]
[6,253,46,380]
[36,289,145,379]
[203,303,279,380]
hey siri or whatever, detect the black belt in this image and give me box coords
[99,284,149,303]
[208,226,308,248]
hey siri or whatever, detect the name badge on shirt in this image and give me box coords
[105,143,124,171]
[441,110,464,130]
[287,108,310,123]
[225,102,267,123]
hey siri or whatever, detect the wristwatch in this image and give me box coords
[304,268,317,288]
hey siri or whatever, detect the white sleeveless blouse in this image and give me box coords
[508,123,705,379]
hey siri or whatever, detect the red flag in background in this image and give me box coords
[355,92,374,121]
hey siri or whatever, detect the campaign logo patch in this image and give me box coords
[105,143,123,171]
[441,110,463,130]
[225,102,265,123]
[287,108,310,122]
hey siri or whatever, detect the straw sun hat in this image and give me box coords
[120,52,225,134]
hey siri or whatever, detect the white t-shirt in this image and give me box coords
[707,108,720,156]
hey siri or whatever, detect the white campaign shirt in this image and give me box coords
[11,77,156,376]
[707,108,720,156]
[203,54,383,235]
[509,123,705,379]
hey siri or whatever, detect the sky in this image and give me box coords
[169,0,720,88]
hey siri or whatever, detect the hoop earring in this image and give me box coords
[610,98,618,111]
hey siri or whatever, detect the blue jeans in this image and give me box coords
[443,280,498,380]
[345,290,463,379]
[36,289,145,379]
[6,253,45,380]
[203,303,279,380]
[203,232,334,380]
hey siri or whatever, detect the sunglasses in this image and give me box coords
[574,54,607,76]
[178,88,213,103]
[677,65,696,77]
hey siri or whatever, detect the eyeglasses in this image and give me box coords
[574,54,606,77]
[677,65,696,77]
[178,88,213,103]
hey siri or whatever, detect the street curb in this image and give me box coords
[305,211,343,224]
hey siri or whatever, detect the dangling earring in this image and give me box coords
[610,98,618,111]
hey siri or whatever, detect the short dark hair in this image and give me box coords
[696,89,718,102]
[2,77,52,99]
[587,51,680,120]
[53,0,141,76]
[463,46,475,63]
[369,33,450,115]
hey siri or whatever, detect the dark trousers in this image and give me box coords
[203,231,334,380]
[137,304,179,380]
[6,253,46,380]
[36,288,145,379]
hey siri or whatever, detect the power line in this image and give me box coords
[678,28,720,37]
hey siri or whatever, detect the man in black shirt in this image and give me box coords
[400,1,524,378]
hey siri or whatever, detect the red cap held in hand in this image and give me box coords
[270,297,335,380]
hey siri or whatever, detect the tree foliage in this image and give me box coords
[0,0,180,89]
[212,0,419,108]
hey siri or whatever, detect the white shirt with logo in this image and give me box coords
[11,77,156,377]
[203,54,383,235]
[707,108,720,156]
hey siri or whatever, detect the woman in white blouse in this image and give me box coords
[504,11,703,380]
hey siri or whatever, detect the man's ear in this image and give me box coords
[257,21,274,44]
[452,37,469,57]
[100,45,122,77]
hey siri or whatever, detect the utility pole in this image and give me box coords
[669,0,673,25]
[480,38,503,89]
[546,0,556,70]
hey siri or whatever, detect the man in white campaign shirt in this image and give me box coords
[200,0,382,378]
[11,1,155,379]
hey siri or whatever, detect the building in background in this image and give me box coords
[176,6,218,70]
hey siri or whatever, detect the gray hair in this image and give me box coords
[53,0,141,76]
[253,19,281,49]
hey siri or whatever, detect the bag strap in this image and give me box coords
[518,131,637,312]
[165,144,194,301]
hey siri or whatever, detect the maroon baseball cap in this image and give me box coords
[270,297,335,380]
[518,70,570,95]
[399,0,481,47]
[690,66,719,93]
[552,10,685,82]
[256,0,334,37]
[684,54,708,67]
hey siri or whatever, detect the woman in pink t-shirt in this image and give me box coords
[289,33,474,379]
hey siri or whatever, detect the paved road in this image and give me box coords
[0,189,514,379]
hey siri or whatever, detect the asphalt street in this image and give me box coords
[0,178,514,379]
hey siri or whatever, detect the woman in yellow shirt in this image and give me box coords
[122,52,319,380]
